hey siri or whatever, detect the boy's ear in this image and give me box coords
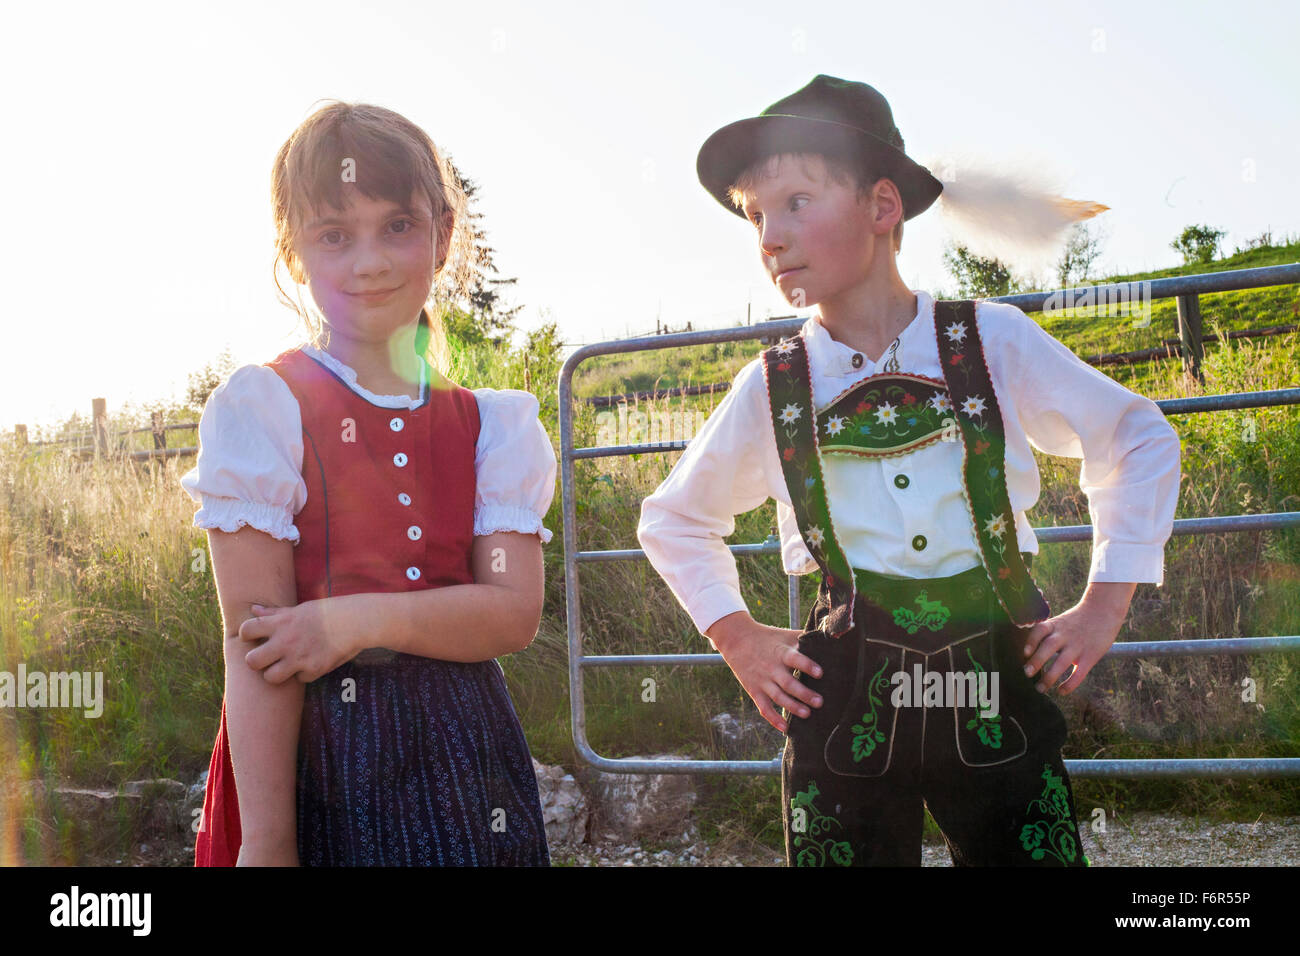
[870,177,905,239]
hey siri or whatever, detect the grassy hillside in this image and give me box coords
[572,239,1300,401]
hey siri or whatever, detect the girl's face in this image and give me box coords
[295,187,438,345]
[739,154,895,308]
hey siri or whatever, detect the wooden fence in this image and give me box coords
[12,399,197,462]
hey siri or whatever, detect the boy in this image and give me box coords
[636,75,1181,866]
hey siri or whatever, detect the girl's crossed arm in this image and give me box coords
[237,529,545,682]
[208,525,302,865]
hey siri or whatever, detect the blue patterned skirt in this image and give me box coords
[295,650,549,866]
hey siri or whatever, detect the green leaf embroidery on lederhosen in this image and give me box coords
[761,336,857,637]
[789,780,854,867]
[962,645,1003,749]
[932,300,1051,627]
[1018,763,1080,865]
[849,656,895,761]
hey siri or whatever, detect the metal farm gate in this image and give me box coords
[557,264,1300,778]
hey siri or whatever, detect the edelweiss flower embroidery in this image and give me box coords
[962,395,987,419]
[806,526,826,550]
[983,514,1008,539]
[776,340,797,357]
[825,415,846,436]
[780,404,802,425]
[929,392,953,414]
[874,402,898,425]
[945,321,967,343]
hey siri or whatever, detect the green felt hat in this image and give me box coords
[697,75,943,221]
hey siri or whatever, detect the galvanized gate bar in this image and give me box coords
[572,389,1300,459]
[561,754,1300,778]
[992,263,1300,312]
[574,513,1300,563]
[559,264,1300,778]
[580,636,1300,669]
[1068,758,1300,778]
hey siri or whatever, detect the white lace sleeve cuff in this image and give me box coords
[474,504,554,545]
[179,365,307,540]
[473,388,558,544]
[193,496,301,543]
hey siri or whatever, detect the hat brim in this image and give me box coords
[697,114,942,222]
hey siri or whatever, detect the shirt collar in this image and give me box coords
[301,343,429,410]
[801,289,934,383]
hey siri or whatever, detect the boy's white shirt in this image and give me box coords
[635,289,1182,642]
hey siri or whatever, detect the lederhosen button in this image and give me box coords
[894,474,910,489]
[911,534,927,551]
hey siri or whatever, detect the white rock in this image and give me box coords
[532,758,589,846]
[581,753,698,845]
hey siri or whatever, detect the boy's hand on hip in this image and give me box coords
[708,612,824,733]
[1021,586,1133,695]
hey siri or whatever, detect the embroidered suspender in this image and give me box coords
[759,299,1051,636]
[761,338,859,637]
[933,299,1050,625]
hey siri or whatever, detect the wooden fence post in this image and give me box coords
[151,411,166,450]
[1176,294,1205,384]
[93,398,108,458]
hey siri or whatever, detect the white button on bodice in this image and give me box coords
[398,492,412,506]
[405,566,421,581]
[407,526,422,541]
[390,417,404,432]
[393,452,408,467]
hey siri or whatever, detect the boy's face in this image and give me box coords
[296,187,438,344]
[738,154,896,309]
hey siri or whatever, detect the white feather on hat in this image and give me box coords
[921,150,1109,280]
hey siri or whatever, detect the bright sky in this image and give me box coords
[3,0,1297,431]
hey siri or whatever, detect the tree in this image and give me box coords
[445,159,522,345]
[1055,222,1106,288]
[1230,228,1276,256]
[521,318,564,425]
[942,242,1019,298]
[1170,224,1226,266]
[185,347,238,412]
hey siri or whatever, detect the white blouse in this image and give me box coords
[636,290,1182,639]
[180,344,557,545]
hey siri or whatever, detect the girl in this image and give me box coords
[181,102,555,866]
[637,75,1182,866]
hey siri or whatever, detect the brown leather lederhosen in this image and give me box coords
[763,299,1088,868]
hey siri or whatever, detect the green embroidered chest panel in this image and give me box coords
[817,373,953,459]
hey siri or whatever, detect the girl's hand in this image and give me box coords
[239,600,360,684]
[1020,591,1131,695]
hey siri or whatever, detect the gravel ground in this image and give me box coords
[100,811,1298,867]
[549,813,1300,867]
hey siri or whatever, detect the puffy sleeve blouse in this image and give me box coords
[179,357,557,545]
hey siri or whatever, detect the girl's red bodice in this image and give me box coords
[195,349,481,866]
